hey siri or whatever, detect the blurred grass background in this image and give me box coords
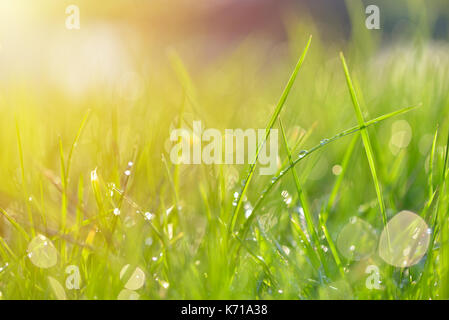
[0,0,448,299]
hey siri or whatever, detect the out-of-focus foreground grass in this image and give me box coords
[0,0,449,299]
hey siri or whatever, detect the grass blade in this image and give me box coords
[15,118,35,237]
[229,35,312,232]
[66,109,91,180]
[428,127,438,199]
[279,118,329,274]
[340,52,387,227]
[237,104,417,241]
[0,208,30,241]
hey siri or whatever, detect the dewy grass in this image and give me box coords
[236,104,417,248]
[279,118,330,276]
[229,35,312,233]
[1,13,449,299]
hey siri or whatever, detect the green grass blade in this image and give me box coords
[340,52,387,227]
[237,104,417,241]
[320,220,345,278]
[59,137,68,233]
[0,208,30,241]
[324,134,359,217]
[428,127,438,198]
[229,35,312,232]
[66,109,91,180]
[279,118,329,274]
[15,118,35,237]
[442,128,449,182]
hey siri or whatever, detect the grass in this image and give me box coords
[1,8,449,300]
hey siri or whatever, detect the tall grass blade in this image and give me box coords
[229,35,312,232]
[340,52,387,227]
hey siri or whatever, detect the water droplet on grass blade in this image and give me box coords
[244,202,253,218]
[166,205,174,216]
[298,150,308,158]
[91,169,98,181]
[281,190,292,206]
[144,212,153,221]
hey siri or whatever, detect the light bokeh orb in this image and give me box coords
[389,120,412,155]
[378,210,430,267]
[117,289,140,300]
[120,264,145,290]
[337,217,378,261]
[27,234,58,268]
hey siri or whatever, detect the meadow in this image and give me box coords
[0,1,449,300]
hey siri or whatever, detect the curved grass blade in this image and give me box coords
[318,134,359,278]
[229,35,313,233]
[236,104,418,241]
[279,118,329,274]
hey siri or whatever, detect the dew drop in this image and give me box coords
[144,212,153,221]
[298,150,308,158]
